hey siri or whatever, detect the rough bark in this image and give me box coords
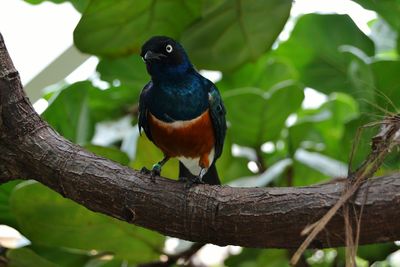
[1,32,400,249]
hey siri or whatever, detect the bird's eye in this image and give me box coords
[166,44,173,53]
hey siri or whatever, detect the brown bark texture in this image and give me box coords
[1,32,400,249]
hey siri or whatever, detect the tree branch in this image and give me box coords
[1,32,400,249]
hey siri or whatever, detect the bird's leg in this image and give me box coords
[151,156,170,179]
[140,156,170,182]
[185,168,207,188]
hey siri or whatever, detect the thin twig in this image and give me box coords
[291,115,400,266]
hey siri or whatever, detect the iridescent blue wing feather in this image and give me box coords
[208,84,227,161]
[138,82,153,141]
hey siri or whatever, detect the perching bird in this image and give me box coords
[138,36,226,186]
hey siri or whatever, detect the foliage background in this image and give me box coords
[1,0,400,266]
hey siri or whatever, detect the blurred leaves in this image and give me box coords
[7,248,58,267]
[181,0,292,71]
[42,82,93,144]
[74,0,203,56]
[96,55,147,88]
[23,0,89,12]
[6,246,91,267]
[225,248,290,267]
[42,81,139,144]
[85,145,130,166]
[276,14,374,94]
[353,0,400,31]
[0,181,20,228]
[224,83,304,147]
[10,181,164,264]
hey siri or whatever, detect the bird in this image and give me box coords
[138,36,226,187]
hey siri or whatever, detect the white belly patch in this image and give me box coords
[178,148,215,176]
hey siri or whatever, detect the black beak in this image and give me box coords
[143,50,166,61]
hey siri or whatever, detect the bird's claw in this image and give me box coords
[149,163,162,182]
[184,176,204,189]
[140,167,151,175]
[140,165,160,183]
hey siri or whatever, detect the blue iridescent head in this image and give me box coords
[140,36,193,80]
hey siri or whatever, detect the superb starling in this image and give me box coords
[138,36,227,186]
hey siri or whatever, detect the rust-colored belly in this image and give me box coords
[148,110,215,168]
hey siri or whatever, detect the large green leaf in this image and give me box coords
[74,0,202,56]
[276,14,374,94]
[370,60,400,113]
[88,85,139,123]
[85,145,130,166]
[289,92,359,161]
[353,0,400,31]
[225,248,290,267]
[181,0,292,71]
[42,81,139,144]
[10,181,164,263]
[29,245,91,267]
[7,246,93,267]
[23,0,89,12]
[217,54,298,92]
[7,248,58,267]
[224,83,304,147]
[42,82,94,144]
[215,133,252,183]
[96,55,148,88]
[0,181,20,228]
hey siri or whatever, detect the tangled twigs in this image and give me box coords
[290,115,400,266]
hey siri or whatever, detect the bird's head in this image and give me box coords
[140,36,192,79]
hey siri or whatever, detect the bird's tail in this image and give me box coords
[179,162,221,185]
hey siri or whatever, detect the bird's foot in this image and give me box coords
[150,163,162,182]
[140,167,151,175]
[185,176,204,189]
[140,165,161,182]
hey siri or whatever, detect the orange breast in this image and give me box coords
[148,110,215,168]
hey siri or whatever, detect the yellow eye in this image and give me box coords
[166,44,173,53]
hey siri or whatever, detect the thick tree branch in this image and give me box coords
[1,32,400,249]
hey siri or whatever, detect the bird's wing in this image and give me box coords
[208,84,227,160]
[138,82,153,141]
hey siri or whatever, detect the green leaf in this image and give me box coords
[42,82,94,145]
[353,0,400,31]
[85,145,130,166]
[229,158,292,187]
[276,14,374,94]
[42,81,140,144]
[215,133,252,183]
[289,92,359,161]
[294,149,347,177]
[23,0,89,12]
[96,55,148,88]
[181,0,292,71]
[225,248,290,267]
[370,60,400,113]
[74,0,203,56]
[6,248,58,267]
[217,54,298,92]
[357,243,397,263]
[10,181,164,263]
[0,181,20,227]
[88,85,139,123]
[224,83,304,147]
[29,245,91,267]
[369,18,398,60]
